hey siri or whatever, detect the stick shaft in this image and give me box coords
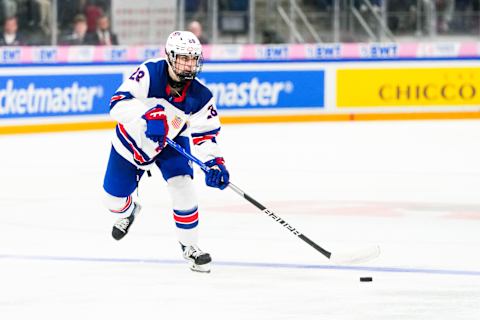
[166,138,332,259]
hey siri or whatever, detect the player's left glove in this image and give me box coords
[204,157,230,190]
[142,106,169,148]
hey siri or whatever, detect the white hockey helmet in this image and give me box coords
[165,31,203,81]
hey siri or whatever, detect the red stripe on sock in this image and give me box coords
[110,196,132,213]
[173,211,198,223]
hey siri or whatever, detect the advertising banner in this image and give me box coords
[0,73,123,119]
[199,70,325,109]
[2,58,480,135]
[337,67,480,107]
[0,67,326,122]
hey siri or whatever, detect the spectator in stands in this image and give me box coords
[86,14,118,45]
[59,14,88,45]
[188,20,209,44]
[0,16,26,45]
[85,0,104,33]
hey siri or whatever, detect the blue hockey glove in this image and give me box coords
[204,157,230,190]
[142,106,169,148]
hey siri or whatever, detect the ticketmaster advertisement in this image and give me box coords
[0,66,325,123]
[199,70,325,109]
[0,73,122,119]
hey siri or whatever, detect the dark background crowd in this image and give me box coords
[0,0,115,45]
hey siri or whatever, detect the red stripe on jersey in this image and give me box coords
[110,196,132,213]
[110,94,126,103]
[193,135,215,145]
[118,124,147,163]
[173,211,199,223]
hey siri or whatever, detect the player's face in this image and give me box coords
[175,55,198,73]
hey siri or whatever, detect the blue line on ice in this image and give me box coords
[1,254,480,277]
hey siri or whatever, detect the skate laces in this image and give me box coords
[114,218,130,232]
[185,245,205,259]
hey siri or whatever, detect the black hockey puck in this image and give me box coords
[360,277,373,282]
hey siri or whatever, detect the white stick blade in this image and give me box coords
[329,245,381,264]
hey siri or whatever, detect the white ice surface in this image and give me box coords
[1,120,480,319]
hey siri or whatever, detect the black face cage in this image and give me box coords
[168,51,203,81]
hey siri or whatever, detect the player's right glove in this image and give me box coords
[142,106,169,148]
[204,157,230,190]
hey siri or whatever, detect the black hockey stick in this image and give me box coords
[166,138,380,264]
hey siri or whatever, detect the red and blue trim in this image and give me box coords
[173,207,199,229]
[116,124,154,165]
[110,91,134,109]
[110,195,132,214]
[191,127,221,145]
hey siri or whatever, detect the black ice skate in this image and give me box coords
[181,243,212,273]
[112,203,141,240]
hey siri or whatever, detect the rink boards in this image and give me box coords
[1,55,480,134]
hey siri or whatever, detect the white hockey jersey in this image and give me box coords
[109,58,222,169]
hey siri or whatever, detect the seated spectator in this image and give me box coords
[0,16,26,45]
[85,0,104,33]
[86,15,118,45]
[59,14,88,45]
[188,20,209,44]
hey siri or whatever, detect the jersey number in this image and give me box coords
[129,67,145,82]
[207,105,218,119]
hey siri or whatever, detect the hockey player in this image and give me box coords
[102,31,229,273]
